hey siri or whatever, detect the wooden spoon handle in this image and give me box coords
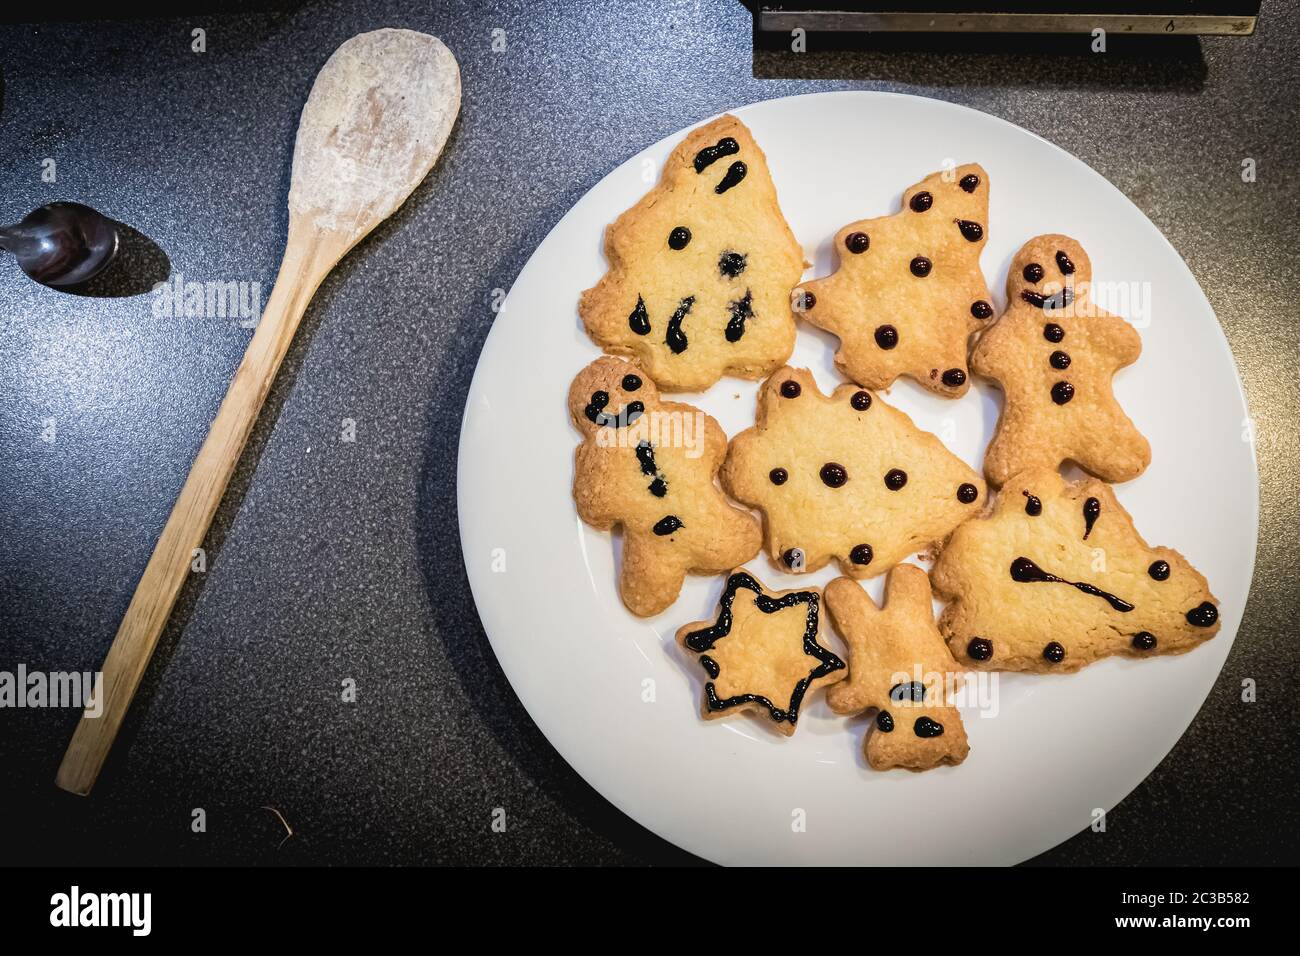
[56,223,341,795]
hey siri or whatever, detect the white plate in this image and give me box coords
[457,92,1258,866]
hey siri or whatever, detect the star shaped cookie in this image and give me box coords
[932,467,1220,673]
[676,570,846,736]
[721,367,986,578]
[824,567,970,771]
[797,163,992,397]
[972,234,1151,486]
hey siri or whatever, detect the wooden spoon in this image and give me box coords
[56,28,461,795]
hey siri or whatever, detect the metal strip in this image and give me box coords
[758,11,1257,35]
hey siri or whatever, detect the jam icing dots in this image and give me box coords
[795,163,992,397]
[720,367,985,580]
[971,233,1151,487]
[579,114,803,392]
[568,357,760,617]
[932,467,1221,674]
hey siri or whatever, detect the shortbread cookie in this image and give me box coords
[676,569,846,736]
[721,367,985,578]
[569,357,761,616]
[973,234,1151,486]
[824,567,969,771]
[932,467,1220,673]
[797,163,992,396]
[579,114,804,392]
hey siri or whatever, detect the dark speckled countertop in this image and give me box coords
[1,1,1297,866]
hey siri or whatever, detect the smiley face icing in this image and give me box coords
[721,367,985,579]
[569,357,761,617]
[931,468,1220,674]
[579,114,804,392]
[796,164,992,397]
[972,234,1151,487]
[824,567,970,772]
[676,569,846,737]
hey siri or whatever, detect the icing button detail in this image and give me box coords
[1051,381,1075,405]
[1042,641,1066,664]
[779,379,801,399]
[910,256,932,277]
[909,191,933,212]
[942,368,966,387]
[845,231,870,254]
[967,638,993,661]
[668,226,691,250]
[884,468,908,491]
[1148,560,1171,581]
[851,390,872,411]
[875,325,899,349]
[849,543,873,566]
[820,462,848,488]
[957,483,979,504]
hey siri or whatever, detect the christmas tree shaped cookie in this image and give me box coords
[580,114,805,392]
[568,357,761,617]
[824,567,970,771]
[676,569,845,736]
[721,367,985,578]
[972,234,1151,487]
[932,468,1220,673]
[797,163,992,397]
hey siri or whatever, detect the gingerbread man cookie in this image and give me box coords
[973,234,1151,487]
[796,164,992,397]
[579,114,804,392]
[721,367,986,578]
[932,467,1220,673]
[824,567,969,771]
[569,357,761,616]
[676,570,846,736]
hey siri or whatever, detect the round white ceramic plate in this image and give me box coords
[457,92,1257,866]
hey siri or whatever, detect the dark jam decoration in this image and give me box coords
[959,173,980,193]
[1132,631,1157,651]
[820,462,848,488]
[693,136,739,172]
[1186,602,1219,628]
[890,681,926,703]
[621,373,642,392]
[875,710,894,732]
[914,716,944,738]
[769,467,788,485]
[1023,263,1045,283]
[849,543,873,566]
[1050,350,1071,370]
[648,479,666,498]
[851,390,872,411]
[957,483,979,504]
[782,547,804,569]
[1042,641,1066,664]
[971,300,993,319]
[682,571,845,729]
[910,256,932,277]
[967,638,993,661]
[1051,381,1075,405]
[909,191,933,212]
[875,325,899,349]
[714,161,747,194]
[793,289,815,312]
[884,468,908,491]
[1022,290,1047,308]
[668,226,691,250]
[845,231,870,254]
[1044,323,1065,343]
[1055,250,1076,275]
[584,390,643,428]
[1022,490,1042,516]
[956,219,983,242]
[665,296,694,354]
[1082,497,1100,539]
[653,515,683,536]
[635,441,657,475]
[628,295,650,335]
[1009,556,1134,613]
[1045,286,1076,311]
[724,290,753,343]
[1148,560,1171,581]
[779,379,801,399]
[718,251,747,278]
[942,368,966,388]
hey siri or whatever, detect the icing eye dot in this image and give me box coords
[1132,631,1157,650]
[851,390,872,411]
[956,219,983,242]
[1051,381,1075,405]
[1056,250,1076,275]
[957,483,979,504]
[910,256,932,277]
[653,515,683,536]
[884,468,908,491]
[1024,263,1045,283]
[849,543,873,566]
[1023,491,1042,515]
[820,462,848,487]
[1042,642,1066,664]
[1186,602,1218,627]
[967,638,993,661]
[1148,560,1171,581]
[1049,350,1071,370]
[875,710,894,732]
[782,547,804,569]
[909,191,933,212]
[718,251,746,277]
[971,300,993,319]
[942,368,966,388]
[914,716,944,738]
[792,289,815,312]
[668,226,691,250]
[769,467,788,485]
[874,325,898,349]
[1044,323,1065,343]
[845,231,870,254]
[779,379,801,399]
[621,374,642,392]
[959,173,980,192]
